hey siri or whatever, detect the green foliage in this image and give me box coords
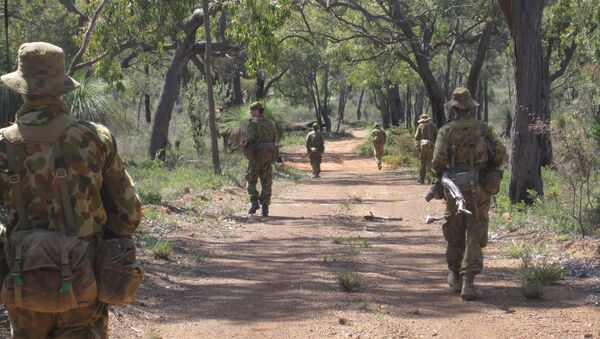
[357,127,419,170]
[502,241,550,259]
[519,258,563,299]
[63,75,122,124]
[152,240,173,259]
[337,272,362,292]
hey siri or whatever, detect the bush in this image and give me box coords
[337,272,362,292]
[152,240,173,259]
[519,258,563,299]
[139,190,163,205]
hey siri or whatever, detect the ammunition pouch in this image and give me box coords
[482,167,503,195]
[2,229,97,313]
[95,237,143,305]
[447,169,478,197]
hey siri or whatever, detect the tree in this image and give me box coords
[499,0,545,203]
[203,0,221,175]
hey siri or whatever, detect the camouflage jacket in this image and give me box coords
[0,98,141,240]
[243,115,277,154]
[306,130,325,154]
[371,128,387,145]
[415,122,438,143]
[432,114,506,177]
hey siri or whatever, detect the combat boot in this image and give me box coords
[261,204,269,217]
[447,270,462,293]
[248,198,260,215]
[461,274,483,301]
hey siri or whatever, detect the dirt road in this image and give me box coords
[116,129,599,339]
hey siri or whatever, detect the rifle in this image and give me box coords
[425,172,472,216]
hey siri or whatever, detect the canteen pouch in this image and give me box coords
[483,167,503,195]
[1,229,97,313]
[96,237,143,305]
[448,170,478,197]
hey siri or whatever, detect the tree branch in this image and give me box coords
[264,69,289,95]
[549,40,577,83]
[67,0,108,76]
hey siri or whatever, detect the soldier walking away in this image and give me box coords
[414,114,438,184]
[306,123,325,178]
[371,122,387,170]
[431,87,506,301]
[243,102,278,217]
[0,42,142,338]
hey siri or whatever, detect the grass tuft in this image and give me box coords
[152,240,173,260]
[337,272,362,292]
[519,258,563,299]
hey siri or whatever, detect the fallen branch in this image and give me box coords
[363,211,402,222]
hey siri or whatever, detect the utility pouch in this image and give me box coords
[1,229,97,313]
[95,237,143,305]
[483,168,503,195]
[448,170,478,197]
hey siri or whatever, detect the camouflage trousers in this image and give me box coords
[309,151,322,176]
[373,143,385,165]
[7,301,108,339]
[442,187,491,276]
[418,144,434,182]
[246,150,274,206]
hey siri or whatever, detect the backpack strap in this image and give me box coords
[53,139,77,236]
[1,134,28,234]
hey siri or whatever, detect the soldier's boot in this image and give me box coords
[261,204,269,217]
[377,162,382,170]
[461,274,483,301]
[248,198,260,215]
[418,177,425,184]
[447,270,462,293]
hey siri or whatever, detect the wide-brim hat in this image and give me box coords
[445,87,479,111]
[373,122,380,128]
[417,114,431,123]
[1,42,79,97]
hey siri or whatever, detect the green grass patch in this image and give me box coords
[152,240,173,260]
[337,272,362,292]
[502,241,550,259]
[519,259,563,299]
[332,236,346,245]
[348,239,370,254]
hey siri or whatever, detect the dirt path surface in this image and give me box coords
[113,130,599,339]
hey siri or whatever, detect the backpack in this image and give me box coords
[0,115,97,312]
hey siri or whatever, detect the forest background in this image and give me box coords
[1,0,600,238]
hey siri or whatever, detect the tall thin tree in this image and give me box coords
[203,0,221,175]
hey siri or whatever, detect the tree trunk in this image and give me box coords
[405,85,412,129]
[356,86,365,120]
[203,0,221,174]
[373,88,390,129]
[321,65,332,132]
[232,67,243,105]
[255,71,265,100]
[500,0,545,203]
[336,84,349,133]
[414,90,424,127]
[484,80,489,123]
[467,22,494,98]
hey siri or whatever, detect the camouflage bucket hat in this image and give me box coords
[445,87,479,111]
[312,122,319,129]
[373,122,380,128]
[417,114,431,123]
[1,42,79,97]
[249,101,264,111]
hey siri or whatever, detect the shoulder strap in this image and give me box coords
[53,141,77,235]
[1,135,28,234]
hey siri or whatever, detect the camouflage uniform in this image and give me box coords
[0,42,141,338]
[306,123,325,178]
[243,102,278,216]
[432,87,505,300]
[371,124,387,170]
[414,114,438,184]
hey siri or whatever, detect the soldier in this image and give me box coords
[431,87,506,301]
[243,101,278,217]
[370,122,387,170]
[414,114,438,184]
[0,42,141,337]
[306,123,325,178]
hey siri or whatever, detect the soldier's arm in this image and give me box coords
[101,133,142,237]
[242,120,256,149]
[319,134,325,153]
[432,128,449,177]
[432,125,438,143]
[414,126,421,141]
[486,125,506,167]
[305,133,312,153]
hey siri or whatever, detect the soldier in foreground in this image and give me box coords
[430,87,506,301]
[306,123,325,178]
[414,114,438,184]
[243,102,278,217]
[370,122,387,170]
[0,42,142,338]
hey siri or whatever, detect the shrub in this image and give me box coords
[337,272,362,292]
[519,258,563,299]
[152,240,173,259]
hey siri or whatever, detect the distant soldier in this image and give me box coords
[371,122,387,170]
[432,87,506,301]
[243,102,278,217]
[414,114,438,184]
[0,42,141,338]
[306,123,325,178]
